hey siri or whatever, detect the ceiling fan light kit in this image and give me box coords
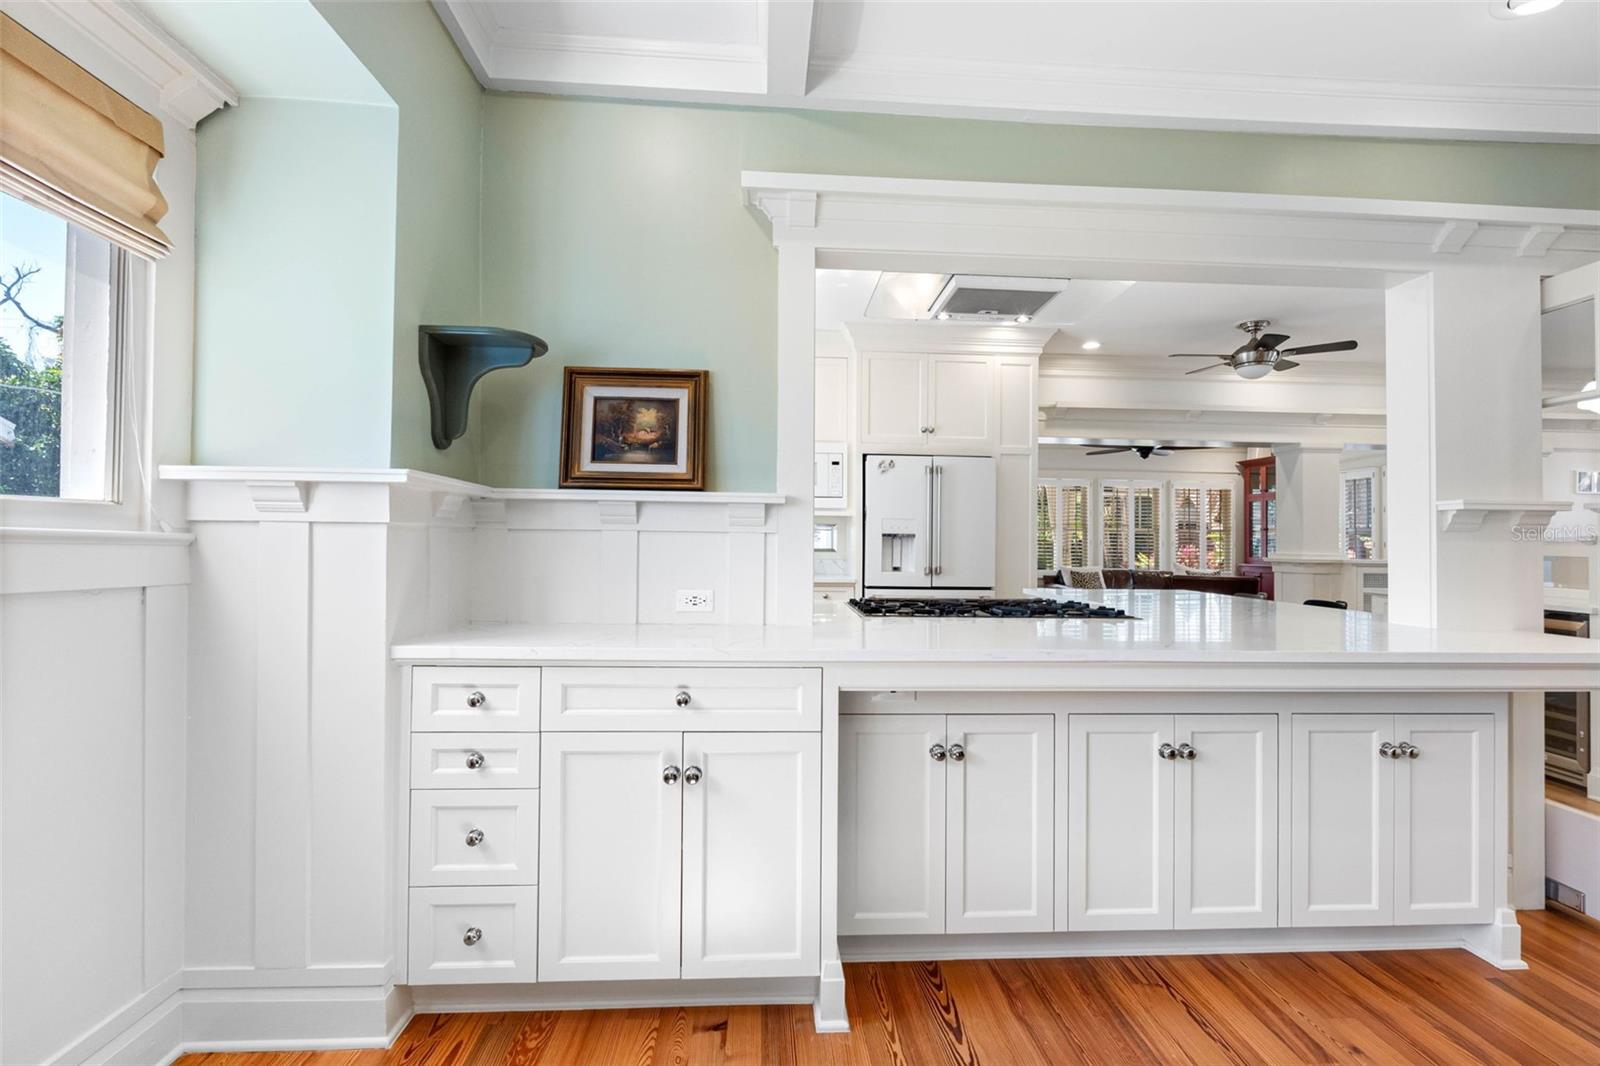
[1168,319,1357,379]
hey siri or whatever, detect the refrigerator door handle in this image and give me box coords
[924,463,934,577]
[933,465,943,576]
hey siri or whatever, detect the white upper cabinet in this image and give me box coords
[538,732,683,981]
[1394,714,1493,926]
[945,714,1052,933]
[1290,715,1394,928]
[861,353,927,447]
[859,351,1002,452]
[815,353,852,444]
[926,356,992,447]
[681,732,820,979]
[1173,715,1278,930]
[1068,714,1173,931]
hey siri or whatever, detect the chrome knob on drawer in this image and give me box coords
[674,691,691,708]
[466,691,487,708]
[463,926,482,946]
[929,743,947,762]
[464,750,485,770]
[684,765,703,785]
[465,828,485,847]
[662,765,681,785]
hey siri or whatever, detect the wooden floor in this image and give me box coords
[178,908,1600,1066]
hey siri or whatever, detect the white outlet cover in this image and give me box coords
[675,589,714,612]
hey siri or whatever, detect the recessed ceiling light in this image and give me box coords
[1081,340,1102,350]
[1015,314,1031,324]
[936,311,951,321]
[1493,0,1563,16]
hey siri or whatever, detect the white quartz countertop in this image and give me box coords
[392,589,1600,670]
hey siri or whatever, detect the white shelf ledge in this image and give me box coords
[1436,499,1567,533]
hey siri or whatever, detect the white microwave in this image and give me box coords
[814,446,846,503]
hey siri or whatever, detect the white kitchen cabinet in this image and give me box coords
[541,667,821,731]
[1173,715,1278,930]
[408,886,539,985]
[411,666,540,732]
[839,714,947,935]
[840,713,1054,935]
[861,353,926,446]
[926,356,992,447]
[409,789,540,888]
[860,351,995,451]
[1290,714,1395,927]
[946,715,1052,933]
[815,353,851,444]
[538,732,682,981]
[1067,715,1173,931]
[682,733,820,978]
[1394,714,1494,925]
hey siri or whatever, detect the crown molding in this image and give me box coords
[843,320,1054,357]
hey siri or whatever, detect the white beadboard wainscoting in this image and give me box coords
[0,529,191,1066]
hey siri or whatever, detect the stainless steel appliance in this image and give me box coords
[1545,609,1592,788]
[849,597,1131,619]
[862,454,995,594]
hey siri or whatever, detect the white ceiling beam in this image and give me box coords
[764,0,815,99]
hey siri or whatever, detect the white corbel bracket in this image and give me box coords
[1436,499,1566,534]
[598,500,639,527]
[245,480,308,514]
[728,502,769,529]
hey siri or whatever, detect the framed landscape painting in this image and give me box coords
[559,367,708,489]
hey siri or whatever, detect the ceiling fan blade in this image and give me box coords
[1169,353,1229,359]
[1084,447,1128,456]
[1280,339,1357,356]
[1151,448,1174,456]
[1271,359,1300,372]
[1185,362,1231,375]
[1254,332,1291,351]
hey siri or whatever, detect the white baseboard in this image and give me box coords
[409,977,815,1014]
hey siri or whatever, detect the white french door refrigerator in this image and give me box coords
[862,454,995,594]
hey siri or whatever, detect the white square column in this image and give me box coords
[1384,266,1546,633]
[1269,444,1347,604]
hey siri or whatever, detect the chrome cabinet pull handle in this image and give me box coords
[1176,743,1197,761]
[947,743,965,762]
[463,926,482,946]
[684,765,703,785]
[1378,742,1399,759]
[466,691,486,708]
[465,828,485,847]
[1399,742,1420,759]
[929,743,947,762]
[662,764,681,785]
[1159,743,1178,760]
[465,750,485,770]
[675,691,691,708]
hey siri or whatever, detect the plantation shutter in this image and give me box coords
[1102,484,1129,569]
[1131,486,1161,569]
[1061,484,1089,568]
[0,14,170,258]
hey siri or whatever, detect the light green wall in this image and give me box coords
[315,1,486,480]
[192,97,398,468]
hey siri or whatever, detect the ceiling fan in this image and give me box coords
[1170,320,1357,379]
[1081,445,1212,459]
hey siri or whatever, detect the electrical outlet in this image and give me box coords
[675,589,714,613]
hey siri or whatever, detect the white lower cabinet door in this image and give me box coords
[1394,714,1494,925]
[681,732,821,978]
[945,714,1052,933]
[1291,714,1394,927]
[839,714,947,934]
[408,886,538,984]
[1174,715,1278,930]
[1068,715,1174,931]
[538,732,682,981]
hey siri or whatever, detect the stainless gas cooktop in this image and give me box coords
[849,597,1133,620]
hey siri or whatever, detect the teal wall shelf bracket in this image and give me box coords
[420,325,548,449]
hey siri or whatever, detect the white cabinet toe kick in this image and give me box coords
[401,668,1523,1030]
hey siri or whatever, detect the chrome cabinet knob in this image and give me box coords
[463,926,482,946]
[466,690,486,708]
[947,743,965,762]
[684,765,703,785]
[1159,743,1178,760]
[465,750,485,770]
[1378,742,1399,759]
[674,691,691,708]
[662,764,681,785]
[929,743,947,762]
[1176,743,1197,761]
[465,828,485,847]
[1399,742,1420,759]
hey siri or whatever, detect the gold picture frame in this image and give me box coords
[559,367,708,490]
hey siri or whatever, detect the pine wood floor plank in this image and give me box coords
[176,909,1600,1066]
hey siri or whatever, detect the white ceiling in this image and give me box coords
[816,270,1387,366]
[433,0,1600,140]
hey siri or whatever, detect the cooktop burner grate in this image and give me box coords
[848,597,1133,620]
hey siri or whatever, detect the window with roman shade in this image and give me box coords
[0,14,170,259]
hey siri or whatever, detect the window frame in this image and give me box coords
[1341,465,1384,562]
[1172,477,1240,574]
[1035,478,1091,573]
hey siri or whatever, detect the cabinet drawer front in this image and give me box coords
[408,886,538,984]
[412,667,540,732]
[410,789,539,886]
[542,668,821,731]
[412,734,540,790]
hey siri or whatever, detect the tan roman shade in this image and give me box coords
[0,13,169,258]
